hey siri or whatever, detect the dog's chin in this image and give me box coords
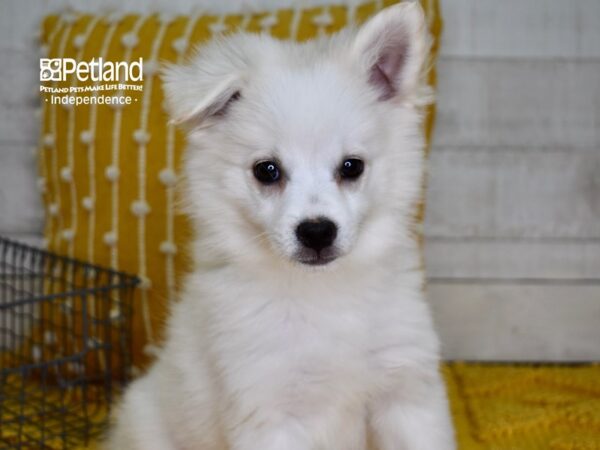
[293,247,339,269]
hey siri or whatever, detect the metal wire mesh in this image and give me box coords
[0,237,138,449]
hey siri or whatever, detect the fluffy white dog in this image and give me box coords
[106,3,455,449]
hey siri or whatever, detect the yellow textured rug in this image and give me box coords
[447,363,600,450]
[2,363,599,449]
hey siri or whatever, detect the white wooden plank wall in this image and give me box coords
[428,0,600,361]
[0,0,598,360]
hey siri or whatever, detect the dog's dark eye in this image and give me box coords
[253,160,281,185]
[339,158,364,180]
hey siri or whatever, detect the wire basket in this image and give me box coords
[0,237,138,449]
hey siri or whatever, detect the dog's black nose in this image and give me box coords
[295,218,338,252]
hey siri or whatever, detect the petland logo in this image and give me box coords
[40,58,143,82]
[40,58,144,107]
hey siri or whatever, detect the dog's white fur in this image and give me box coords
[106,3,455,449]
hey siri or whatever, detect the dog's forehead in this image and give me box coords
[249,63,374,145]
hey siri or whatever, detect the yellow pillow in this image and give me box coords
[38,0,442,370]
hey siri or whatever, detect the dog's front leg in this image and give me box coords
[369,374,455,450]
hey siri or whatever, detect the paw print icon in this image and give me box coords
[40,59,62,81]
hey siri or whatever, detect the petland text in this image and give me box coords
[40,58,143,82]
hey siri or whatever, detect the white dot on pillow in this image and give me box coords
[105,165,120,181]
[159,241,177,255]
[144,59,158,77]
[60,166,73,182]
[82,196,94,211]
[172,38,188,54]
[61,228,74,241]
[73,34,86,49]
[80,129,93,144]
[103,231,118,246]
[43,134,55,148]
[121,32,139,49]
[133,129,150,145]
[159,168,177,186]
[131,200,150,217]
[48,203,59,216]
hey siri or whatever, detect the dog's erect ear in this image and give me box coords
[351,2,428,101]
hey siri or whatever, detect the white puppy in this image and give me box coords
[106,3,455,449]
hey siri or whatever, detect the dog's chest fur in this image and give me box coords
[174,265,429,414]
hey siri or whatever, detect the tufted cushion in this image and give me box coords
[37,0,442,370]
